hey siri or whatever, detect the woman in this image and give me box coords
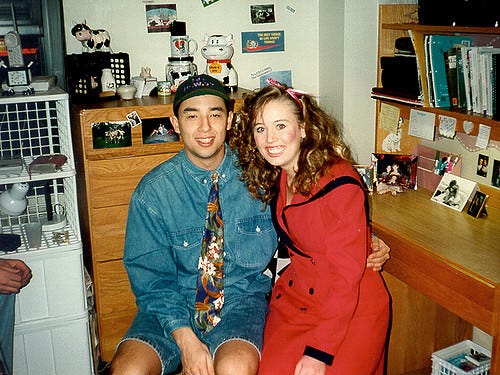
[229,79,390,375]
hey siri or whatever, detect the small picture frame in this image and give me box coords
[371,153,418,195]
[467,191,489,218]
[431,173,477,212]
[354,164,374,192]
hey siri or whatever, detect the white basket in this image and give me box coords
[432,340,491,375]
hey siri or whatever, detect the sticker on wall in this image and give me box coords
[201,0,220,7]
[250,5,276,24]
[250,66,272,80]
[146,4,177,33]
[241,31,285,53]
[259,70,292,88]
[142,118,179,144]
[127,111,142,128]
[92,121,132,149]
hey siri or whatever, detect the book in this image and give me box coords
[445,47,459,107]
[371,87,423,106]
[27,154,67,174]
[493,53,500,120]
[0,156,23,175]
[455,46,468,108]
[461,46,473,111]
[428,35,473,108]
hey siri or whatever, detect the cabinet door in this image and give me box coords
[88,154,170,208]
[90,205,128,262]
[94,259,137,361]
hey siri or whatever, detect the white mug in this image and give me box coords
[170,36,198,58]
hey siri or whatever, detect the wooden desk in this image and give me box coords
[370,189,499,374]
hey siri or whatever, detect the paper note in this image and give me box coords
[438,115,457,138]
[475,124,491,149]
[409,109,435,141]
[379,103,400,134]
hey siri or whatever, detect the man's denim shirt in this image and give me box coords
[124,146,277,335]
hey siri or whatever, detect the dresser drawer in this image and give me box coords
[87,154,171,208]
[99,313,135,362]
[95,259,136,317]
[90,205,128,262]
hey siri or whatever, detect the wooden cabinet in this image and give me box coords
[374,5,500,374]
[71,91,249,361]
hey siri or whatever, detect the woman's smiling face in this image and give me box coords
[253,99,305,176]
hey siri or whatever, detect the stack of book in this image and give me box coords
[424,35,500,118]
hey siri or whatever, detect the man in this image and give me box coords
[110,75,389,375]
[0,258,32,375]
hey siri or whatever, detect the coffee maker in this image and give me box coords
[166,21,198,91]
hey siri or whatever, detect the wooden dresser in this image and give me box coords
[70,90,250,361]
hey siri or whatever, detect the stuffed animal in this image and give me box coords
[201,34,238,91]
[71,22,111,53]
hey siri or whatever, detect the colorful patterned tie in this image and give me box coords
[194,172,224,332]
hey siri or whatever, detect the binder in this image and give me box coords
[428,35,472,107]
[493,53,500,120]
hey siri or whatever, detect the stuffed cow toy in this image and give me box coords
[201,34,238,91]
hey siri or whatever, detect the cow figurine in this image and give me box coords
[71,22,111,53]
[201,34,238,91]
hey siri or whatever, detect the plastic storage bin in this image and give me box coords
[431,340,491,375]
[13,313,93,375]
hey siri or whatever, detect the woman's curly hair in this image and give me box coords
[228,84,354,205]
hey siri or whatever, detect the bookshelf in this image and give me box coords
[374,5,500,375]
[376,8,500,141]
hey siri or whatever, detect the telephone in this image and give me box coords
[4,30,32,88]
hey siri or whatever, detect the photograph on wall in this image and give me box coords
[371,153,418,195]
[201,0,220,7]
[242,30,285,53]
[476,154,489,177]
[146,4,177,33]
[431,173,477,212]
[142,117,179,144]
[467,191,489,218]
[92,121,132,149]
[354,165,374,192]
[250,5,276,24]
[492,159,500,187]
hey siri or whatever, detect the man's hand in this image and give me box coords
[173,327,215,375]
[367,235,390,271]
[294,355,326,375]
[0,259,32,294]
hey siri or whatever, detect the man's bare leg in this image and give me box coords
[214,339,260,375]
[109,339,163,375]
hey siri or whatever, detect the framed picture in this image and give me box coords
[431,174,477,212]
[467,191,489,218]
[371,153,418,195]
[354,164,374,192]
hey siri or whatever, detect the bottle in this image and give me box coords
[100,68,116,93]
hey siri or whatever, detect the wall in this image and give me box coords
[62,1,319,94]
[62,0,381,162]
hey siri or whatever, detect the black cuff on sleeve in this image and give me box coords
[303,345,334,366]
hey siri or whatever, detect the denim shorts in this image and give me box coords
[118,296,268,375]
